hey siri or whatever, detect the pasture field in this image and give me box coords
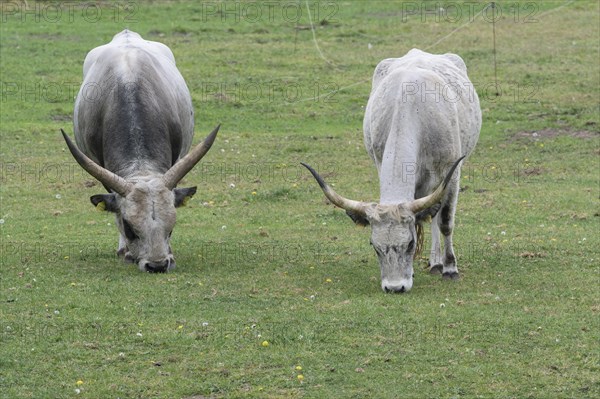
[1,1,598,398]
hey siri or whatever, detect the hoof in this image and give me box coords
[442,272,460,280]
[429,264,443,275]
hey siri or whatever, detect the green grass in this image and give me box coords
[1,1,599,398]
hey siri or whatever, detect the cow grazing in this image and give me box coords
[62,29,219,273]
[303,49,481,292]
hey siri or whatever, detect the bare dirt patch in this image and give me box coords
[510,128,598,142]
[50,114,71,122]
[522,166,546,176]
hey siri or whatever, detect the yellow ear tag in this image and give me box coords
[182,196,191,207]
[96,201,106,212]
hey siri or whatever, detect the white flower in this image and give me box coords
[55,194,62,199]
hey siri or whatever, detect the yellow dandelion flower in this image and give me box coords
[296,365,302,371]
[76,380,83,386]
[261,340,269,347]
[325,278,332,283]
[297,374,304,381]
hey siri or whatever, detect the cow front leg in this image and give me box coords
[441,231,458,280]
[428,213,443,275]
[439,188,459,280]
[115,215,134,263]
[116,233,135,263]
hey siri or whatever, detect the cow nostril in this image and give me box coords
[145,262,168,273]
[384,285,406,293]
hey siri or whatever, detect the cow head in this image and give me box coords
[62,125,219,272]
[302,156,463,293]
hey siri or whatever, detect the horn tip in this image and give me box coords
[300,162,329,191]
[61,129,77,151]
[203,123,220,145]
[442,155,467,189]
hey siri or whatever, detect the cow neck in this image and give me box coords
[378,132,417,205]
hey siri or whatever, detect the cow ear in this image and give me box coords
[174,186,197,208]
[90,194,118,212]
[415,202,441,223]
[346,210,370,226]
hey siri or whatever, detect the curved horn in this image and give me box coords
[61,129,131,196]
[163,124,220,190]
[301,162,368,217]
[407,155,466,213]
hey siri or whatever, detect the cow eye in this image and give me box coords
[407,238,415,253]
[122,218,138,240]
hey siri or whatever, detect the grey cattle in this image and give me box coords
[303,49,481,292]
[62,30,219,272]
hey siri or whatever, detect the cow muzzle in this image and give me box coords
[140,257,175,273]
[381,278,413,293]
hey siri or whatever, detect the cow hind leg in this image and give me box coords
[428,213,443,275]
